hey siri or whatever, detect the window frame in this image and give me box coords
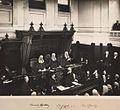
[0,0,13,26]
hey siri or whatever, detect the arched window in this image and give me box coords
[58,0,70,12]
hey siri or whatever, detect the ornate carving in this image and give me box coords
[3,33,9,41]
[38,22,44,31]
[63,23,68,31]
[29,22,35,31]
[70,23,75,32]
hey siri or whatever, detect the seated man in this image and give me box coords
[111,51,120,74]
[64,51,72,64]
[61,67,79,87]
[112,20,120,31]
[58,51,72,67]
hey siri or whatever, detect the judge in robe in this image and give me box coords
[44,54,51,69]
[112,20,120,31]
[27,58,38,75]
[64,51,71,65]
[38,55,45,71]
[38,55,47,94]
[50,53,58,69]
[58,51,71,67]
[57,55,66,67]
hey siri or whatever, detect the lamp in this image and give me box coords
[0,0,2,4]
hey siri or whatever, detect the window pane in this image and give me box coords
[58,0,68,5]
[29,0,46,10]
[58,0,70,12]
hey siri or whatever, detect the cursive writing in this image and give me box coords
[81,104,97,110]
[57,104,73,110]
[30,103,49,108]
[29,103,97,110]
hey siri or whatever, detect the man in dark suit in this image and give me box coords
[112,20,120,31]
[111,52,120,74]
[61,67,78,87]
[103,51,112,73]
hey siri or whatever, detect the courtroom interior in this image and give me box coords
[0,0,120,96]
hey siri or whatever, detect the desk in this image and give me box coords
[52,84,98,95]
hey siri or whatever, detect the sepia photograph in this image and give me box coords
[0,0,120,108]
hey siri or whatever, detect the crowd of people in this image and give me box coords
[80,50,120,96]
[0,49,120,96]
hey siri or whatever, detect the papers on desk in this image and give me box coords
[66,64,82,68]
[3,80,13,84]
[72,81,81,86]
[57,85,70,91]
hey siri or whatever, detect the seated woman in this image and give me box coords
[50,53,58,69]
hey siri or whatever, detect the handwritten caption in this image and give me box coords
[30,103,97,110]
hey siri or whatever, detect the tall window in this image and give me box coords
[29,0,46,10]
[58,0,70,12]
